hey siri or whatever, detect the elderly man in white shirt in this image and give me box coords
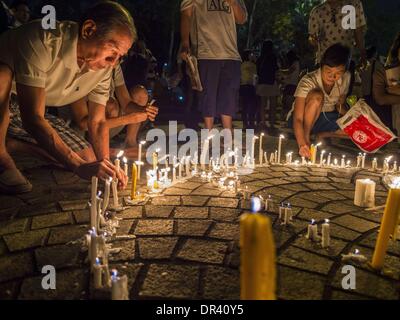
[0,1,144,194]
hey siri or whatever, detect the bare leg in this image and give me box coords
[125,123,140,148]
[0,64,16,172]
[303,89,324,146]
[269,96,277,128]
[259,96,267,127]
[204,117,214,130]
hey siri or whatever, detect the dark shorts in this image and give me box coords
[8,95,90,153]
[198,59,240,118]
[288,111,340,134]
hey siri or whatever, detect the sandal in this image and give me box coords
[0,169,32,194]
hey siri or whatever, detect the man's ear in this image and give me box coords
[81,20,97,40]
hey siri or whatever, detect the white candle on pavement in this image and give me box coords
[277,135,284,164]
[327,153,332,167]
[90,177,98,230]
[259,133,264,165]
[354,178,376,208]
[306,219,318,241]
[321,219,330,248]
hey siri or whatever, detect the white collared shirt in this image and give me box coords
[0,20,112,106]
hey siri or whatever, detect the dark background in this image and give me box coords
[4,0,400,71]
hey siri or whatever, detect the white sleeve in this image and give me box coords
[294,74,316,98]
[181,0,193,11]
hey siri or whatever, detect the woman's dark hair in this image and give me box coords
[320,43,351,69]
[286,50,299,67]
[79,1,137,42]
[387,32,400,67]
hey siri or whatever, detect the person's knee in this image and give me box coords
[78,147,96,162]
[305,89,324,109]
[0,64,13,102]
[106,98,120,118]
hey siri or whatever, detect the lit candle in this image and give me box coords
[269,153,275,164]
[306,219,318,241]
[301,156,306,166]
[319,150,326,166]
[371,179,400,270]
[285,152,292,165]
[123,157,128,177]
[93,257,103,289]
[185,156,191,177]
[284,203,293,225]
[115,150,124,172]
[111,270,129,300]
[340,155,346,168]
[393,161,397,172]
[342,249,368,264]
[277,135,284,164]
[265,195,274,212]
[111,178,119,209]
[371,158,378,170]
[240,212,276,300]
[137,141,146,169]
[356,153,362,168]
[102,177,111,214]
[89,228,98,271]
[361,153,366,168]
[90,177,98,230]
[321,219,330,248]
[259,133,264,165]
[130,163,137,199]
[263,152,268,165]
[152,150,159,171]
[278,203,285,222]
[327,153,332,166]
[178,160,183,179]
[334,158,338,167]
[200,134,213,170]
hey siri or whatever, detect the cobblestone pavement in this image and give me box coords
[1,141,400,300]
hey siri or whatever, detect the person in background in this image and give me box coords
[240,50,257,130]
[0,1,13,33]
[10,0,30,28]
[360,46,378,100]
[256,40,279,132]
[278,50,300,121]
[372,33,400,135]
[288,44,352,158]
[180,0,248,135]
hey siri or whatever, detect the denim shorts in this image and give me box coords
[288,111,340,134]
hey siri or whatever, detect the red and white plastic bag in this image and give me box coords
[336,99,396,153]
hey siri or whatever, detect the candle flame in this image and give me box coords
[316,142,322,147]
[390,177,400,189]
[325,219,330,223]
[311,219,315,224]
[140,141,146,145]
[95,257,100,265]
[123,156,128,164]
[116,150,124,158]
[354,249,360,255]
[279,134,285,139]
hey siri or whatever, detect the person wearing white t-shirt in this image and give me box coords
[180,0,248,132]
[288,44,351,159]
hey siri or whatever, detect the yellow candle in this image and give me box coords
[310,144,316,164]
[371,186,400,270]
[130,163,137,199]
[240,213,276,300]
[152,152,158,171]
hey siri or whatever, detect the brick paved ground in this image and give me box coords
[0,133,399,300]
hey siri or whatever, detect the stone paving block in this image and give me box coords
[19,269,88,300]
[48,225,88,245]
[176,220,212,237]
[321,202,358,214]
[174,206,209,219]
[308,171,329,177]
[209,208,240,222]
[58,200,88,211]
[35,244,81,269]
[163,187,193,195]
[317,191,347,201]
[109,240,136,262]
[285,171,308,177]
[335,190,355,199]
[248,173,273,180]
[139,264,199,299]
[203,266,240,299]
[359,232,400,257]
[265,178,290,186]
[0,196,24,210]
[331,267,399,300]
[181,196,209,206]
[0,219,28,236]
[296,208,333,222]
[245,180,272,188]
[151,196,181,206]
[292,236,348,258]
[31,212,72,230]
[330,182,355,190]
[0,239,7,256]
[145,205,174,218]
[330,177,351,184]
[0,281,20,300]
[116,219,134,235]
[282,184,310,192]
[349,210,383,224]
[273,229,293,249]
[330,290,372,300]
[278,246,334,275]
[177,239,228,264]
[0,252,34,282]
[4,229,48,252]
[332,215,379,233]
[283,176,307,183]
[138,237,178,259]
[258,187,298,200]
[73,210,89,224]
[329,223,361,241]
[18,202,60,218]
[305,176,332,183]
[264,171,288,178]
[302,183,336,191]
[278,266,326,300]
[240,184,266,193]
[206,197,239,208]
[270,166,292,172]
[134,220,174,236]
[191,188,222,196]
[119,206,143,219]
[286,197,319,209]
[172,182,203,190]
[208,223,239,241]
